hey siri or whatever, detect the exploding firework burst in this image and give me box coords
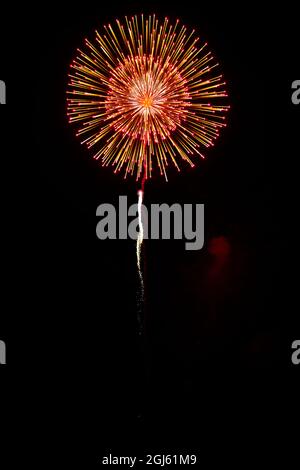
[67,14,229,181]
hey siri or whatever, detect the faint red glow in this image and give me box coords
[208,236,231,258]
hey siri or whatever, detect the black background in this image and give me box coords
[0,1,299,467]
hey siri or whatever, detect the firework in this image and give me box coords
[67,14,229,181]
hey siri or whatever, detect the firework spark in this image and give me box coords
[67,14,229,181]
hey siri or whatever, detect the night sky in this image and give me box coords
[0,0,299,466]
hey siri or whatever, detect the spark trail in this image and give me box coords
[137,188,144,286]
[136,174,146,334]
